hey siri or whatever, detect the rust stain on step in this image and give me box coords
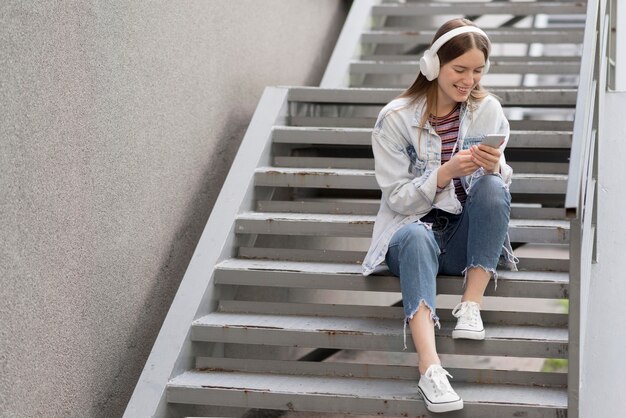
[317,329,367,336]
[200,385,270,392]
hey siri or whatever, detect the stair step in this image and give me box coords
[273,126,573,148]
[371,2,586,16]
[214,258,569,299]
[360,54,581,63]
[287,86,577,107]
[274,126,372,145]
[510,162,569,175]
[274,157,569,175]
[191,312,568,358]
[351,59,580,75]
[362,28,584,45]
[275,156,374,170]
[509,120,574,131]
[255,167,568,194]
[290,117,575,131]
[239,246,368,264]
[195,357,567,387]
[168,370,567,417]
[235,212,570,243]
[257,200,567,219]
[218,301,568,327]
[237,247,570,271]
[257,199,382,215]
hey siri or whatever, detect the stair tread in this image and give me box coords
[235,212,570,243]
[274,126,573,134]
[168,369,567,409]
[257,200,568,219]
[257,166,568,179]
[273,157,570,174]
[194,356,568,387]
[255,167,567,194]
[361,28,583,44]
[193,311,568,341]
[354,59,579,65]
[273,126,572,147]
[371,2,585,16]
[216,258,568,283]
[237,246,570,272]
[364,28,584,34]
[237,211,570,229]
[351,59,580,75]
[192,312,568,356]
[216,258,569,298]
[217,300,568,327]
[287,86,577,106]
[361,54,581,62]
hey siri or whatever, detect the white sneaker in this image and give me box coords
[418,364,463,413]
[452,301,485,340]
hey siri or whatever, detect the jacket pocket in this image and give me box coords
[406,145,427,177]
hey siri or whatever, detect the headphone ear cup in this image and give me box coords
[419,50,440,81]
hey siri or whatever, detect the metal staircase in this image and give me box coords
[125,0,608,416]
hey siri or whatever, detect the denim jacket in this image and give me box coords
[362,94,518,276]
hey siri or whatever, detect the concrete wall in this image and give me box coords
[581,91,626,416]
[0,1,349,416]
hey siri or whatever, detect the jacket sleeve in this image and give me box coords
[372,129,439,215]
[496,106,513,186]
[472,96,514,185]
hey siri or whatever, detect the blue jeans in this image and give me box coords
[385,175,511,330]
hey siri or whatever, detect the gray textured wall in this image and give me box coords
[0,1,349,416]
[581,91,626,416]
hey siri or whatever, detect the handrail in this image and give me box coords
[123,87,289,417]
[565,0,602,216]
[566,1,609,417]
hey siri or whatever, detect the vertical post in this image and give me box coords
[615,0,626,90]
[568,219,582,418]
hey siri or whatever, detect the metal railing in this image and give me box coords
[565,0,610,416]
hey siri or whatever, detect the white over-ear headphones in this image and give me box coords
[419,26,491,81]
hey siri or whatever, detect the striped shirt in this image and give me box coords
[429,103,467,205]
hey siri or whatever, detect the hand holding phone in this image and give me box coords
[481,134,506,148]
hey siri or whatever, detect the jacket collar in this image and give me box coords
[411,97,470,132]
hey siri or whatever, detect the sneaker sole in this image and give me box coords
[418,387,464,413]
[452,329,485,340]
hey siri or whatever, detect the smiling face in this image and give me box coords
[436,48,486,111]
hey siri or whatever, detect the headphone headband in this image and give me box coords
[419,25,491,81]
[429,26,490,55]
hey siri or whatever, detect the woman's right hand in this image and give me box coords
[437,150,480,188]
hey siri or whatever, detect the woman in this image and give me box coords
[361,18,517,413]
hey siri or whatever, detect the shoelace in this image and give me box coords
[452,301,480,326]
[425,365,455,395]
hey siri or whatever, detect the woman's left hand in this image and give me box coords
[470,144,501,173]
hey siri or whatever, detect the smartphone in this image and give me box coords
[481,134,506,148]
